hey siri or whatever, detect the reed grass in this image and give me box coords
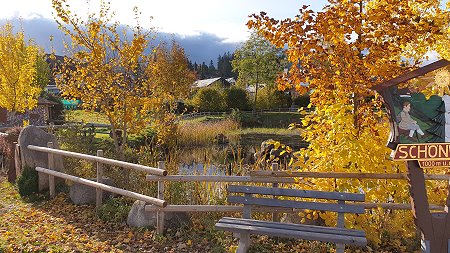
[176,118,240,147]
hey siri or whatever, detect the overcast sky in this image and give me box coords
[0,0,327,43]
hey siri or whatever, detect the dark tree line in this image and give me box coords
[188,52,237,79]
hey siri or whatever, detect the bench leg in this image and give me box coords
[236,233,250,253]
[336,243,345,253]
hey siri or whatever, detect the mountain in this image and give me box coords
[1,17,240,65]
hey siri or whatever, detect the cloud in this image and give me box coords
[0,17,240,65]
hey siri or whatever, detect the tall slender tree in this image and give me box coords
[232,31,286,111]
[0,22,43,114]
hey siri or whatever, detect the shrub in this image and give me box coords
[222,86,250,111]
[192,88,226,112]
[293,94,310,108]
[16,167,38,197]
[96,197,132,223]
[255,87,292,109]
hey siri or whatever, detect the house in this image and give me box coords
[225,77,236,85]
[192,77,231,89]
[44,84,60,95]
[0,97,58,127]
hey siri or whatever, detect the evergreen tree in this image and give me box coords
[427,101,446,142]
[208,60,216,77]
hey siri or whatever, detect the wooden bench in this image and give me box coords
[215,185,367,253]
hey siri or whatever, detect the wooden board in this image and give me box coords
[228,185,365,202]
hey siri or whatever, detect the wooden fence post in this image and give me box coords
[7,140,16,183]
[14,143,21,178]
[272,163,280,222]
[47,142,55,198]
[96,150,104,209]
[157,161,165,234]
[336,200,345,253]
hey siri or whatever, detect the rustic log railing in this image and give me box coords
[28,142,168,232]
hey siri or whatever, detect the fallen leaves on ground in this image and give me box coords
[0,176,216,252]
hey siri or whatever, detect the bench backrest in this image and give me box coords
[227,185,365,219]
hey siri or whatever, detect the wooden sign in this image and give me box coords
[373,59,450,253]
[393,143,450,168]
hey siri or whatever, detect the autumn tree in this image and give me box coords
[52,0,193,157]
[232,31,286,111]
[0,22,44,114]
[147,41,196,145]
[249,0,448,246]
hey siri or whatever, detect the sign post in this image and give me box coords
[373,59,450,253]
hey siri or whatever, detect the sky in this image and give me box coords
[0,0,328,63]
[0,0,326,42]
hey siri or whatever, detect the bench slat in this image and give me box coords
[216,220,367,246]
[219,217,365,237]
[228,196,365,214]
[227,185,365,202]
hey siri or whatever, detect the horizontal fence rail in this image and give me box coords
[28,145,167,176]
[250,171,450,180]
[146,175,297,183]
[148,169,450,216]
[36,167,166,207]
[181,107,302,119]
[145,203,445,212]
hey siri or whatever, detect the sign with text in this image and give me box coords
[393,143,450,168]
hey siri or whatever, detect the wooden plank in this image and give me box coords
[218,217,365,237]
[47,142,55,198]
[144,203,444,212]
[146,175,296,183]
[35,166,166,207]
[145,205,294,212]
[272,163,280,222]
[228,196,365,214]
[250,170,450,181]
[372,59,450,91]
[157,161,165,234]
[215,222,367,246]
[28,145,167,176]
[96,150,104,209]
[227,185,365,202]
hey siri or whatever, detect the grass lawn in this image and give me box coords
[65,110,110,124]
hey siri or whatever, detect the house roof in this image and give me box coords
[372,59,450,91]
[193,77,230,88]
[38,97,58,106]
[226,77,236,84]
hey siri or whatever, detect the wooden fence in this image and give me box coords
[7,140,450,234]
[181,107,301,120]
[146,163,449,233]
[26,142,168,233]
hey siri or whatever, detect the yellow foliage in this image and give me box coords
[249,0,448,247]
[0,22,41,113]
[51,0,195,153]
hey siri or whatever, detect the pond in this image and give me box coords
[176,132,307,175]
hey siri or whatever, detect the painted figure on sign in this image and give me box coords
[398,101,425,139]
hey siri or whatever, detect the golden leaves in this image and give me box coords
[52,0,195,150]
[0,22,41,113]
[249,0,447,246]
